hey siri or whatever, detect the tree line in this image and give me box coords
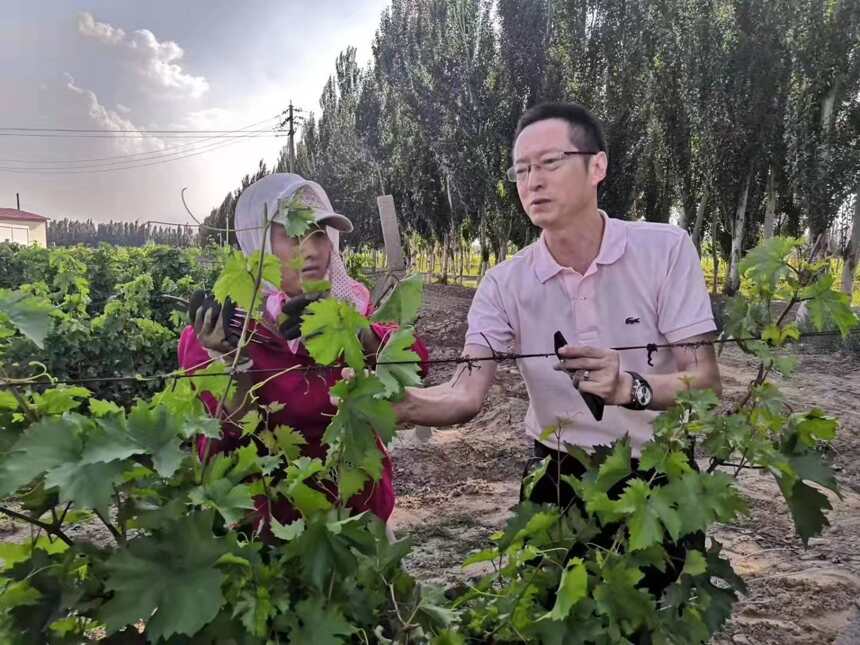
[202,0,860,294]
[48,218,197,247]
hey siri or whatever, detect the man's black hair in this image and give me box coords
[514,102,607,154]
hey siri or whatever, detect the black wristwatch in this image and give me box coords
[622,371,652,410]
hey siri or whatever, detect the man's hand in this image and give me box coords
[554,344,632,406]
[555,333,721,410]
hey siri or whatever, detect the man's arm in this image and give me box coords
[557,332,721,410]
[394,344,497,426]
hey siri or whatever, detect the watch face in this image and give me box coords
[633,380,652,407]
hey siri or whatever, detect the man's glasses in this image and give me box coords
[506,150,598,183]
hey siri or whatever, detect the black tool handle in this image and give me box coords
[553,331,605,421]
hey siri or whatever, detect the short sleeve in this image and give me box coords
[464,273,515,350]
[657,232,717,342]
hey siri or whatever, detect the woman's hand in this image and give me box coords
[191,294,242,356]
[278,293,324,340]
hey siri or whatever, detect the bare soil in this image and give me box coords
[390,283,860,644]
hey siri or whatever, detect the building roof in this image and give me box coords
[0,208,49,223]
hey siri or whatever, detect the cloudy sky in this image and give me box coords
[0,1,390,225]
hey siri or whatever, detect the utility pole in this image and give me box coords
[279,101,303,173]
[288,101,295,173]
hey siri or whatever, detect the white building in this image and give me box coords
[0,208,48,247]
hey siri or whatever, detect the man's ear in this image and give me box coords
[590,151,608,187]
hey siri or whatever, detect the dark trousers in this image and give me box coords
[521,440,704,598]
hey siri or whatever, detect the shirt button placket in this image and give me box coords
[576,274,600,346]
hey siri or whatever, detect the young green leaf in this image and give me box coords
[540,557,588,621]
[301,298,369,370]
[371,274,423,326]
[375,327,423,397]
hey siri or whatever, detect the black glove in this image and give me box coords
[188,290,241,348]
[278,292,323,340]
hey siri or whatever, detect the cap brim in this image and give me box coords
[315,211,353,233]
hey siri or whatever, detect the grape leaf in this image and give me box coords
[617,480,665,551]
[0,289,54,348]
[375,327,423,397]
[280,457,332,516]
[739,236,800,292]
[83,405,185,478]
[782,480,832,544]
[324,374,396,479]
[189,479,256,526]
[286,520,358,592]
[800,273,858,336]
[594,440,632,492]
[682,549,707,576]
[88,399,123,417]
[288,598,356,645]
[100,511,227,642]
[280,200,316,238]
[273,425,307,460]
[540,557,587,621]
[31,386,91,415]
[792,409,837,447]
[212,249,281,312]
[302,279,331,295]
[213,249,254,311]
[301,298,369,370]
[338,467,368,502]
[593,561,655,635]
[522,456,551,500]
[271,518,305,541]
[45,459,127,512]
[371,274,423,326]
[0,414,85,496]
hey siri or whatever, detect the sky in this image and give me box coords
[0,0,390,225]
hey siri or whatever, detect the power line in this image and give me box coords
[0,133,278,175]
[0,114,284,165]
[0,127,281,134]
[0,132,284,139]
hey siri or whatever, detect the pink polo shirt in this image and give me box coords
[465,211,715,453]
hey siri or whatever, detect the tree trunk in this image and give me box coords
[712,211,719,295]
[841,185,860,296]
[726,168,753,295]
[478,210,489,281]
[440,231,450,284]
[458,239,465,285]
[763,166,777,239]
[691,189,709,254]
[677,182,691,231]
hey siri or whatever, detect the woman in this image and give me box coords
[178,173,427,528]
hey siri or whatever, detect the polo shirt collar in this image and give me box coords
[533,210,628,283]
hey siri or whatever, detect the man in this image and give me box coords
[394,102,720,586]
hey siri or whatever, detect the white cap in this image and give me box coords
[291,184,353,233]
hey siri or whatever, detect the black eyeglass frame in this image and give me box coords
[505,150,600,182]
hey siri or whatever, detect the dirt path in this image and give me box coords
[391,283,860,644]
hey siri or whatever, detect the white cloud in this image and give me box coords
[77,12,126,45]
[179,107,236,130]
[77,12,209,99]
[115,103,132,114]
[63,73,163,154]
